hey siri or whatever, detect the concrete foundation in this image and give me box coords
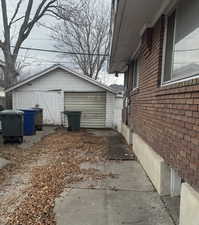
[121,123,132,145]
[179,183,199,225]
[170,168,182,197]
[132,133,171,196]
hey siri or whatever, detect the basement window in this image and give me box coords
[132,58,139,89]
[163,0,199,83]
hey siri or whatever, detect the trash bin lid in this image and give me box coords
[20,108,36,112]
[64,111,82,115]
[32,107,43,112]
[0,110,24,115]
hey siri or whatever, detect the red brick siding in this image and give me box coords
[127,16,199,190]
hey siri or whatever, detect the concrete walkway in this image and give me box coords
[54,131,174,225]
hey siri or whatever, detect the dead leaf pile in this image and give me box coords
[3,129,109,225]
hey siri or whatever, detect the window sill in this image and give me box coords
[157,75,199,97]
[161,75,199,90]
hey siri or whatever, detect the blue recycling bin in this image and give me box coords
[20,109,37,136]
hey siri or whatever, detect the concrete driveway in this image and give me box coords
[54,130,174,225]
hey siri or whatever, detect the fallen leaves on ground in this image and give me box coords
[0,129,109,225]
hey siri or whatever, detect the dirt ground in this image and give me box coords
[0,128,112,225]
[0,128,177,225]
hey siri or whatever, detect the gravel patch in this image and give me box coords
[0,129,109,225]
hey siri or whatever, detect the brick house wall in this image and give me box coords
[126,16,199,190]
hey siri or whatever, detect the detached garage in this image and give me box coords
[6,64,121,129]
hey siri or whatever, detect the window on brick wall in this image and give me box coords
[163,0,199,83]
[124,70,129,92]
[132,58,139,89]
[163,11,176,82]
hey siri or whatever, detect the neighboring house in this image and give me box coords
[109,0,199,224]
[6,64,122,130]
[173,63,199,79]
[109,84,124,95]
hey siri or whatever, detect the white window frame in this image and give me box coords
[161,2,199,86]
[132,58,139,90]
[161,10,177,85]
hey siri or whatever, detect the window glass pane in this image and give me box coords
[173,0,199,79]
[164,11,176,82]
[131,63,134,88]
[133,60,137,88]
[133,59,138,89]
[124,73,127,89]
[124,70,129,91]
[128,64,133,90]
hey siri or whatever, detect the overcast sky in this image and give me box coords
[0,0,124,85]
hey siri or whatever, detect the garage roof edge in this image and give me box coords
[5,64,116,94]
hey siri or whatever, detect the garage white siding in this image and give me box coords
[113,95,123,132]
[18,69,104,92]
[64,92,106,128]
[105,92,115,128]
[11,66,121,129]
[13,91,63,125]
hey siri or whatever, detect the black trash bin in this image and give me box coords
[0,105,4,133]
[64,111,81,131]
[0,110,24,143]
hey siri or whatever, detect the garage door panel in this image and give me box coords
[64,92,106,128]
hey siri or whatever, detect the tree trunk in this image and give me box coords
[5,92,12,109]
[4,57,18,88]
[4,57,17,109]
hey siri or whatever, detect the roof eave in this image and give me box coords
[109,0,176,73]
[5,64,116,94]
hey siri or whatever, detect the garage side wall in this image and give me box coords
[106,92,115,128]
[113,96,123,132]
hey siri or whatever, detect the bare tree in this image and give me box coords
[53,0,110,80]
[0,0,59,87]
[16,50,32,76]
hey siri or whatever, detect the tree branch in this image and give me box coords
[53,0,110,79]
[0,0,62,87]
[13,0,57,60]
[9,0,23,27]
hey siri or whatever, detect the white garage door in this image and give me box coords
[64,92,106,128]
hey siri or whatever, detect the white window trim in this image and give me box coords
[161,10,177,85]
[135,59,140,90]
[161,2,199,87]
[161,16,168,84]
[161,72,199,87]
[132,58,139,90]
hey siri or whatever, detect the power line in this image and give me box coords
[12,46,109,57]
[17,55,73,63]
[21,62,78,66]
